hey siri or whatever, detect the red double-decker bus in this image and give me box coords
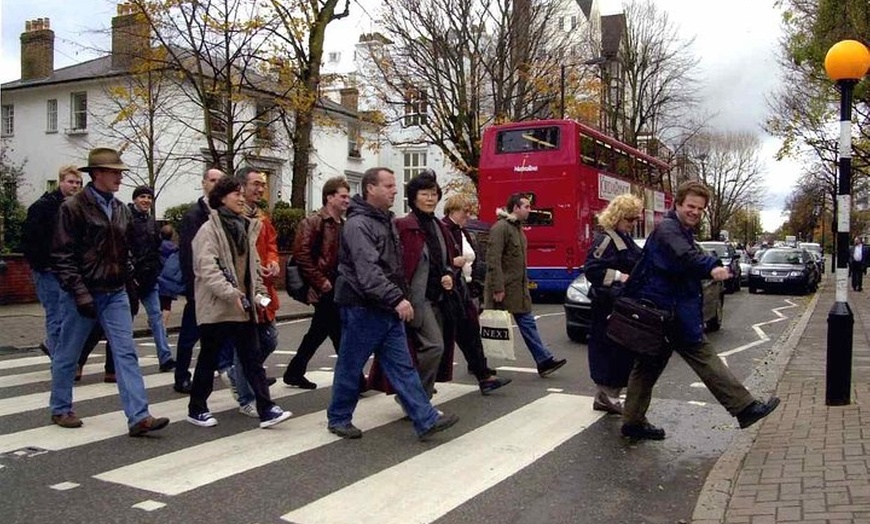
[478,119,673,294]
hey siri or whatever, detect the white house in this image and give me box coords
[1,8,380,217]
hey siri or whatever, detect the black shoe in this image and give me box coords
[537,357,567,378]
[621,422,666,440]
[737,397,780,429]
[329,423,362,439]
[284,375,317,390]
[159,358,176,372]
[419,413,459,441]
[479,376,512,395]
[173,379,192,394]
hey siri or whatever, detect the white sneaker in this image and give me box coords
[238,403,258,418]
[187,412,218,427]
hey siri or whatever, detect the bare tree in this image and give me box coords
[618,0,701,147]
[360,0,586,185]
[688,131,766,240]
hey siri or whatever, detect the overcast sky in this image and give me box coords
[1,0,803,231]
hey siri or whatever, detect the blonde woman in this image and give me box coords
[582,194,644,414]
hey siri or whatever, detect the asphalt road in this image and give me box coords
[0,287,811,524]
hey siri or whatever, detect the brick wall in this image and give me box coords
[0,255,37,305]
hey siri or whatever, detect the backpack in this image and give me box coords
[285,214,324,304]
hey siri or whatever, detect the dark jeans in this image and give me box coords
[174,299,199,385]
[623,341,755,426]
[850,261,864,290]
[284,293,341,380]
[189,321,274,417]
[78,324,115,374]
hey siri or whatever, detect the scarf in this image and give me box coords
[413,209,445,302]
[218,206,247,257]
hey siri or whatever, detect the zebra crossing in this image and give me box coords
[0,347,608,524]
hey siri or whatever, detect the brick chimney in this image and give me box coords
[339,87,359,113]
[112,2,150,70]
[20,18,54,81]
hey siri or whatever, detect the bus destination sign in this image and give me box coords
[598,173,631,202]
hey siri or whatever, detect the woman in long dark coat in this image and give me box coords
[582,194,644,414]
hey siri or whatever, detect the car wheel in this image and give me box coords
[567,326,587,342]
[707,296,724,332]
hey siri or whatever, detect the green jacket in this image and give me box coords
[484,210,532,314]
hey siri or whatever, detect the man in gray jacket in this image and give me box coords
[326,167,458,440]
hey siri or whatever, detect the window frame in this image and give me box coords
[402,150,428,213]
[403,89,428,127]
[46,99,58,133]
[70,92,88,131]
[1,104,13,136]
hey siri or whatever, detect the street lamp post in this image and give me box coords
[823,39,870,406]
[559,57,607,120]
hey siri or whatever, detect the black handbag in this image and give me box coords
[284,257,310,305]
[606,297,673,357]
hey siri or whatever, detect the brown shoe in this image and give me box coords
[103,373,117,383]
[129,415,170,437]
[51,412,83,428]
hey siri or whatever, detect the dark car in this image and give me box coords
[698,241,741,293]
[747,248,820,295]
[564,240,724,342]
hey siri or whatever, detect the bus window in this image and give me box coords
[496,126,560,153]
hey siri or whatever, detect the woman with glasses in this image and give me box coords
[582,194,644,414]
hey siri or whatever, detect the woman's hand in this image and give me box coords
[452,255,467,268]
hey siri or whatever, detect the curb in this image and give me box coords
[691,282,823,524]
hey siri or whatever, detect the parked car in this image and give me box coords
[747,248,820,295]
[798,242,825,273]
[564,240,724,342]
[698,241,741,293]
[738,251,752,285]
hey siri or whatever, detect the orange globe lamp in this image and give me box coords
[824,39,870,81]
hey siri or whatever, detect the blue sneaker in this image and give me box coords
[187,411,217,427]
[259,405,291,428]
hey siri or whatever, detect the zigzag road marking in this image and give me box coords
[281,393,600,524]
[92,383,478,496]
[718,299,797,361]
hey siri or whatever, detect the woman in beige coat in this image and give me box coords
[187,176,290,429]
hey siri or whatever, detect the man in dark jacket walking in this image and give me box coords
[50,148,169,436]
[21,165,82,356]
[173,167,225,393]
[621,181,780,440]
[326,167,458,440]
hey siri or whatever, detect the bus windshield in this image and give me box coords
[496,126,560,153]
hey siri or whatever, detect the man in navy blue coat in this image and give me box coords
[621,181,780,440]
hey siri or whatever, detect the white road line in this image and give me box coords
[494,366,539,374]
[0,356,159,389]
[0,371,335,454]
[0,355,51,371]
[132,500,166,511]
[533,312,566,320]
[49,481,80,491]
[93,383,478,495]
[718,299,797,360]
[281,393,600,524]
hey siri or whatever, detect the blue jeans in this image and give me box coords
[138,283,173,364]
[51,290,150,426]
[514,312,554,365]
[33,270,63,354]
[234,321,278,406]
[328,306,439,435]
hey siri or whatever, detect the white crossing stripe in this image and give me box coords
[0,355,51,371]
[0,356,157,389]
[93,383,478,495]
[281,393,600,524]
[495,366,539,374]
[0,371,335,454]
[0,372,177,417]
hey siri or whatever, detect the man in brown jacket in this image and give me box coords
[283,177,351,389]
[485,192,567,377]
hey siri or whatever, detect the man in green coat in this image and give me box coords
[485,193,567,377]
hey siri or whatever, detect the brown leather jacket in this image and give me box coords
[52,184,133,305]
[292,207,343,304]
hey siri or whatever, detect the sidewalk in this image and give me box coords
[694,278,870,523]
[0,296,314,350]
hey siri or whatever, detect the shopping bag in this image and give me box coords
[606,297,672,357]
[479,309,516,361]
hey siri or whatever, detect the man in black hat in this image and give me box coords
[50,147,170,436]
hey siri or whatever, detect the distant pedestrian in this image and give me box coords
[850,236,865,291]
[327,167,458,440]
[582,194,644,415]
[21,165,82,356]
[484,193,567,377]
[50,147,169,436]
[157,224,183,327]
[283,176,351,390]
[621,181,780,440]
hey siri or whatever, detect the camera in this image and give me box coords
[255,293,272,308]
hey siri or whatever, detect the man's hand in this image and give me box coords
[710,267,731,281]
[441,274,453,291]
[321,280,333,293]
[261,262,280,278]
[452,255,467,268]
[493,290,506,303]
[395,299,414,322]
[76,301,97,319]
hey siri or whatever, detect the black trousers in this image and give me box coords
[850,261,864,290]
[451,300,489,380]
[190,321,274,416]
[284,293,341,380]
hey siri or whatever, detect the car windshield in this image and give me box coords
[799,243,822,254]
[760,250,802,264]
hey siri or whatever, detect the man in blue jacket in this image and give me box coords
[327,167,458,440]
[621,181,780,440]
